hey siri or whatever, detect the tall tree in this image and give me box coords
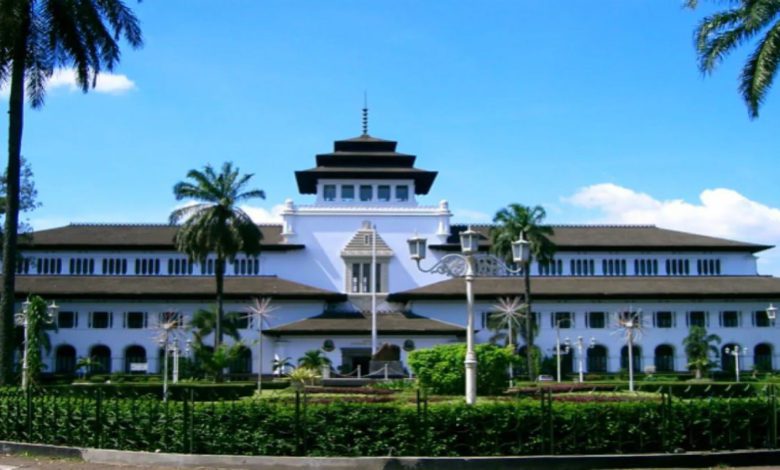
[491,203,555,380]
[170,162,265,362]
[686,0,780,118]
[0,0,143,384]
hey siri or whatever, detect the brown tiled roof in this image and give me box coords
[388,276,780,301]
[19,224,302,251]
[432,225,771,253]
[265,311,465,336]
[11,275,345,301]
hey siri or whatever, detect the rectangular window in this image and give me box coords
[654,311,674,328]
[552,311,572,329]
[396,185,409,201]
[377,185,390,201]
[754,310,772,327]
[341,185,355,201]
[721,311,740,328]
[349,262,383,293]
[90,311,112,329]
[587,311,606,329]
[359,185,373,201]
[688,311,707,327]
[125,311,146,329]
[323,185,336,201]
[58,311,77,329]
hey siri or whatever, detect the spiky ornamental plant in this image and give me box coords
[613,308,644,392]
[683,325,721,380]
[0,0,143,385]
[170,162,266,374]
[243,297,277,391]
[686,0,780,118]
[490,296,528,385]
[491,203,555,380]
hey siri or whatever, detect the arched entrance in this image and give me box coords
[654,344,675,372]
[125,345,147,373]
[55,344,76,374]
[89,345,112,374]
[587,345,608,373]
[620,345,642,372]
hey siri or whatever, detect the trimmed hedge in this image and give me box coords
[45,381,289,401]
[408,343,515,395]
[0,388,776,456]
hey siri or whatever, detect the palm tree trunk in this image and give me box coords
[523,262,534,380]
[214,255,225,382]
[0,9,30,385]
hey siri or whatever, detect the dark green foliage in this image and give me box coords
[407,343,516,395]
[0,386,777,456]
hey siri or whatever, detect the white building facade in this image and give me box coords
[15,131,780,378]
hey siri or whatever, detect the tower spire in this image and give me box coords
[362,91,369,136]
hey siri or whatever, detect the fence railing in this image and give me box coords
[0,384,776,456]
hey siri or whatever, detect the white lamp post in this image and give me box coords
[724,345,745,383]
[566,336,595,383]
[554,319,570,383]
[15,299,58,390]
[408,227,529,405]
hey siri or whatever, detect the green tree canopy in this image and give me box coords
[170,162,265,361]
[683,325,721,379]
[491,203,555,380]
[0,0,142,384]
[687,0,780,118]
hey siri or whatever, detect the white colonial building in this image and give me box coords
[15,130,780,378]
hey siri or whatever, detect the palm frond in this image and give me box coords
[740,19,780,117]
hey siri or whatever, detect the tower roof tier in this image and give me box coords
[296,134,438,195]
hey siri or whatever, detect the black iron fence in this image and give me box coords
[0,384,776,456]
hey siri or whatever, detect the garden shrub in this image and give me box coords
[408,343,516,395]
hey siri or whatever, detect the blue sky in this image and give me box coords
[3,1,780,272]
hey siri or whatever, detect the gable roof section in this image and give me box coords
[431,225,771,253]
[19,224,303,251]
[10,275,345,301]
[388,276,780,301]
[341,223,394,258]
[265,310,465,336]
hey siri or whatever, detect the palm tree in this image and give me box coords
[686,0,780,118]
[170,162,265,355]
[491,203,555,380]
[297,350,332,371]
[0,0,142,384]
[683,325,721,380]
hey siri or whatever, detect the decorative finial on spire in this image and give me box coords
[362,91,369,136]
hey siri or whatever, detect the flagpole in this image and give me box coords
[371,224,378,355]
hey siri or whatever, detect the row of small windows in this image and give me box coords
[323,184,410,203]
[538,259,563,276]
[602,259,627,276]
[570,259,595,276]
[58,310,255,330]
[697,258,722,276]
[634,259,659,276]
[483,310,775,330]
[14,257,260,276]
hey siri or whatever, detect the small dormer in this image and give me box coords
[295,133,437,206]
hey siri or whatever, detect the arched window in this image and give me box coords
[55,344,76,374]
[654,344,675,372]
[230,346,252,375]
[755,343,773,372]
[620,345,642,372]
[587,345,608,373]
[125,345,147,374]
[90,345,112,374]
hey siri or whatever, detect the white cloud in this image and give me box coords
[0,67,135,98]
[564,183,780,274]
[241,204,286,224]
[453,208,491,223]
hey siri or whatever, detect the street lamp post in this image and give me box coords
[767,304,777,322]
[724,345,745,383]
[566,336,595,383]
[408,227,530,405]
[15,299,58,390]
[554,319,570,383]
